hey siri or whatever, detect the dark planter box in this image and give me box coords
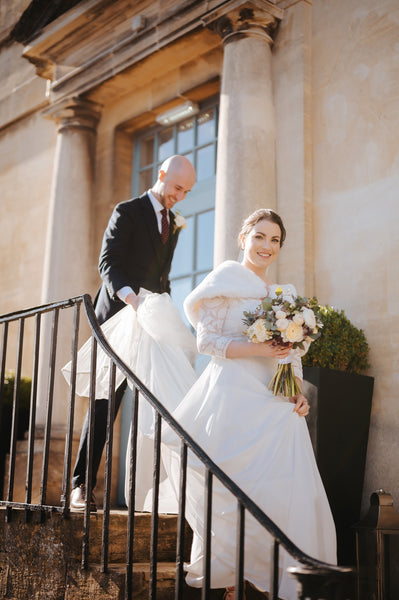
[303,367,374,566]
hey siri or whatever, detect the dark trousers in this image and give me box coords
[72,380,128,490]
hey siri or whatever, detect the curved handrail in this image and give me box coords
[81,294,351,576]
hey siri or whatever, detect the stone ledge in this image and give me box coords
[0,75,48,132]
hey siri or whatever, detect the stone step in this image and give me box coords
[100,564,268,600]
[71,509,192,564]
[0,507,270,600]
[65,562,226,600]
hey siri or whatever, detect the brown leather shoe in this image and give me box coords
[70,484,97,512]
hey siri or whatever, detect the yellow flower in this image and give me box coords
[275,286,283,296]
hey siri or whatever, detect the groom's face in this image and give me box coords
[158,168,195,210]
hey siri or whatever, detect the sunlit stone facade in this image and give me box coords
[0,0,398,513]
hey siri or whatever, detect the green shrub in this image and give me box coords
[302,305,370,374]
[0,372,31,498]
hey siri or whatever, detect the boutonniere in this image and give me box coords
[173,212,187,234]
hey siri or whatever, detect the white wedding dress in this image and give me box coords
[62,261,336,600]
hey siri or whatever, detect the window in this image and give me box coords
[131,101,218,319]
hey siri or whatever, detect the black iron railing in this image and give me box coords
[0,294,354,600]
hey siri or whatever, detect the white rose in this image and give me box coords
[302,307,316,329]
[293,313,305,326]
[174,213,187,230]
[247,319,272,343]
[276,318,289,331]
[284,321,304,343]
[275,310,286,319]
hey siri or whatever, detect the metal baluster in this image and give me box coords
[270,540,279,600]
[0,321,8,498]
[0,321,9,502]
[25,312,41,521]
[39,308,59,520]
[235,503,245,600]
[175,441,188,600]
[125,387,139,600]
[6,317,25,521]
[202,469,213,600]
[82,334,97,569]
[150,412,162,600]
[61,302,80,516]
[101,360,117,573]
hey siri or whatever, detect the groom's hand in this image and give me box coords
[125,292,140,311]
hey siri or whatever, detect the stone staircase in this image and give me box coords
[0,506,269,599]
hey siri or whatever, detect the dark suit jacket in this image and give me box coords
[94,193,180,324]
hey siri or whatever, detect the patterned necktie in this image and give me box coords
[161,208,169,243]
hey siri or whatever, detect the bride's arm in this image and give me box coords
[197,297,291,360]
[196,297,233,357]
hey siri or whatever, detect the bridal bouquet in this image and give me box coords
[243,288,323,397]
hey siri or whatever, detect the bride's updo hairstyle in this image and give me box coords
[239,209,286,248]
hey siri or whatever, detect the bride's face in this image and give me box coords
[241,219,281,278]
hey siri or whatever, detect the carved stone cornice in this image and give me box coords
[43,97,102,133]
[21,1,282,104]
[202,0,283,45]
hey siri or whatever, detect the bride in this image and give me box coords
[63,208,336,600]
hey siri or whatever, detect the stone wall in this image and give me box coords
[311,0,399,512]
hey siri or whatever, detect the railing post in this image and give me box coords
[0,321,8,500]
[125,386,139,600]
[6,317,25,521]
[288,566,355,599]
[39,308,59,520]
[175,441,188,600]
[61,302,81,515]
[101,360,117,573]
[25,313,41,520]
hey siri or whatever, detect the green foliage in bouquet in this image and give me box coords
[301,305,370,373]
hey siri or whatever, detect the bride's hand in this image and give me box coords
[290,394,310,417]
[256,341,292,359]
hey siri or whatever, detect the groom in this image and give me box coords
[70,154,196,511]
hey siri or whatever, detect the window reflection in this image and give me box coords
[171,277,193,324]
[183,151,194,165]
[177,118,195,154]
[197,144,215,181]
[135,102,218,315]
[170,216,194,278]
[197,109,215,145]
[195,271,209,287]
[196,210,214,271]
[158,127,174,161]
[141,136,154,167]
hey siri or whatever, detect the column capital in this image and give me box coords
[43,97,102,133]
[203,0,283,45]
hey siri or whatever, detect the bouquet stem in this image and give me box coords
[268,363,302,397]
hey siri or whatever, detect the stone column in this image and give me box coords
[273,0,314,295]
[42,97,101,306]
[210,3,283,265]
[39,97,102,427]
